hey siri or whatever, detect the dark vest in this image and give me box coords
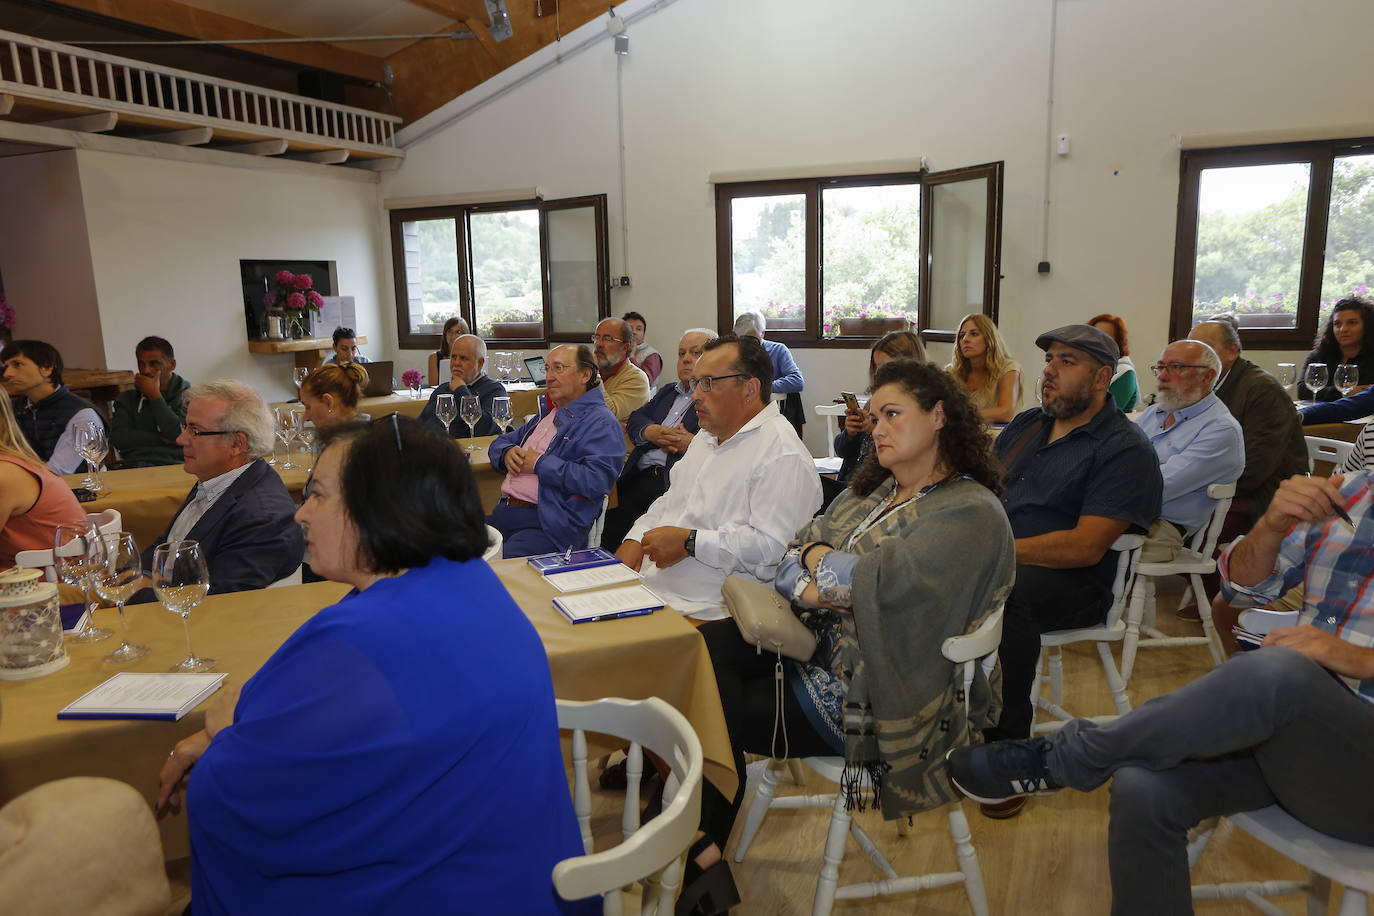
[13,386,100,462]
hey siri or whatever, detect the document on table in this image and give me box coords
[554,584,665,623]
[544,563,642,593]
[58,672,227,721]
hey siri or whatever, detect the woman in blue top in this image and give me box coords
[157,416,595,916]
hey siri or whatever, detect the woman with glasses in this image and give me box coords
[299,362,370,429]
[1087,313,1139,410]
[947,313,1022,423]
[488,344,625,557]
[157,418,596,915]
[679,360,1016,914]
[0,393,86,567]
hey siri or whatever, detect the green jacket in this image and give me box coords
[1214,357,1308,520]
[110,374,191,467]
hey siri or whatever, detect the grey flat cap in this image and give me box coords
[1035,324,1120,371]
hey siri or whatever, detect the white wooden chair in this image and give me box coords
[267,566,303,588]
[483,524,503,562]
[15,509,123,582]
[1032,533,1144,734]
[1190,805,1374,915]
[730,608,1004,916]
[554,697,703,916]
[1120,481,1236,681]
[587,496,610,549]
[1307,436,1354,476]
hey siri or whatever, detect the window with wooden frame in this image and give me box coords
[1170,139,1374,348]
[390,194,610,349]
[713,163,1003,347]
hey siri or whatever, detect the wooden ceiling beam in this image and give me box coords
[41,0,386,83]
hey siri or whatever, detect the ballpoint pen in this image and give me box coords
[1307,472,1357,530]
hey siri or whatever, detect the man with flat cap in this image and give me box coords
[982,324,1163,817]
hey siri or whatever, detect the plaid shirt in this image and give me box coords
[1220,470,1374,702]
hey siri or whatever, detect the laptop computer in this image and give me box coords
[524,355,547,385]
[360,360,394,397]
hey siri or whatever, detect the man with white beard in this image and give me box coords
[1133,339,1245,562]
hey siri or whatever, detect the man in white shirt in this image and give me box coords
[614,334,822,621]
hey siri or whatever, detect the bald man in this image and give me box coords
[418,334,507,438]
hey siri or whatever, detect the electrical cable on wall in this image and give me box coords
[616,38,630,281]
[1040,0,1059,268]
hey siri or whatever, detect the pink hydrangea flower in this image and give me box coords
[286,292,307,310]
[275,269,295,285]
[293,274,313,290]
[0,295,14,329]
[401,369,423,389]
[263,290,276,307]
[307,290,323,308]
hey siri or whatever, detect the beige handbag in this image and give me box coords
[721,575,818,662]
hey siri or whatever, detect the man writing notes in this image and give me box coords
[987,324,1162,820]
[592,317,651,422]
[599,328,710,550]
[1133,339,1245,562]
[614,334,821,621]
[110,336,192,467]
[418,334,506,439]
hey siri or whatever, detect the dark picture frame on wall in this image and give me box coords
[239,259,336,339]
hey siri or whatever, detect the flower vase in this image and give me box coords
[266,309,287,340]
[288,313,307,339]
[409,385,421,400]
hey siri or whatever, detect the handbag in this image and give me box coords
[721,575,818,662]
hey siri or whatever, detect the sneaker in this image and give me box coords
[945,738,1062,804]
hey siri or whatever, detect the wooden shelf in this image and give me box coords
[247,335,366,370]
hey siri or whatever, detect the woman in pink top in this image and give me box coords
[0,394,86,567]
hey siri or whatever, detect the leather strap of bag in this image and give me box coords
[998,420,1044,475]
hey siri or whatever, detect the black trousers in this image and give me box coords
[991,563,1112,740]
[697,619,835,850]
[599,465,669,550]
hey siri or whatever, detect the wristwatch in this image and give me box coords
[684,529,697,557]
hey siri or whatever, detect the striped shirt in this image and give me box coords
[1219,470,1374,702]
[1342,419,1374,473]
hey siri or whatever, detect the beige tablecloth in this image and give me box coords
[0,561,733,860]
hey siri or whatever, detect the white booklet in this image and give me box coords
[553,584,665,624]
[544,563,642,593]
[58,672,226,721]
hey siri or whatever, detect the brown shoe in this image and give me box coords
[979,796,1028,819]
[1175,604,1201,622]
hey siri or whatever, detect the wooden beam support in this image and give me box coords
[40,111,119,132]
[42,0,386,83]
[288,149,349,164]
[145,126,212,145]
[354,156,404,172]
[0,95,13,117]
[222,139,288,156]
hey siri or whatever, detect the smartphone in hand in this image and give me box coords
[841,391,860,413]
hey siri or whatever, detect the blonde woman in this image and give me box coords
[948,313,1021,423]
[0,394,86,567]
[299,363,370,430]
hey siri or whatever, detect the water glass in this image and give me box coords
[1335,363,1359,398]
[53,522,112,643]
[460,395,482,449]
[1304,362,1329,396]
[152,540,214,673]
[92,532,149,662]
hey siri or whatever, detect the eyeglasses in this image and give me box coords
[590,334,627,345]
[371,412,404,452]
[180,425,234,438]
[686,373,748,393]
[1149,363,1209,377]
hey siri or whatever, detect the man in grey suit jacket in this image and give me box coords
[136,381,303,599]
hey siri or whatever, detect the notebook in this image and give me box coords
[58,672,226,721]
[528,547,621,575]
[553,584,665,624]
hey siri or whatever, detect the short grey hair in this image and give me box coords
[188,380,275,459]
[1181,340,1223,380]
[733,310,766,338]
[454,334,487,360]
[683,327,716,342]
[1203,314,1242,352]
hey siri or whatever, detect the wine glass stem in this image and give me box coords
[115,601,131,644]
[467,421,475,438]
[80,580,95,635]
[181,613,196,661]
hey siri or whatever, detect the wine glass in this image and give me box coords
[435,393,457,437]
[75,421,110,493]
[276,407,300,470]
[92,531,149,662]
[292,367,309,391]
[1335,363,1359,398]
[513,351,527,380]
[53,522,112,643]
[459,395,482,450]
[152,540,214,673]
[1276,362,1297,396]
[1304,362,1329,398]
[491,395,513,432]
[297,421,316,460]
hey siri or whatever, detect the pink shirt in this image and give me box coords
[0,454,87,567]
[499,407,560,504]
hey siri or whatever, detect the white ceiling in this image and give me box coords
[167,0,458,58]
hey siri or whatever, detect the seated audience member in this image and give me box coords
[835,330,927,486]
[948,313,1022,423]
[624,310,663,385]
[2,339,102,475]
[0,394,85,567]
[733,310,806,437]
[157,418,594,916]
[427,316,469,387]
[136,381,304,598]
[592,318,650,421]
[1300,384,1374,424]
[110,335,191,467]
[418,334,506,438]
[614,333,821,621]
[680,360,1016,913]
[599,328,710,550]
[989,324,1161,817]
[1088,313,1139,410]
[488,345,624,557]
[948,471,1374,916]
[323,327,368,364]
[1133,339,1244,562]
[300,362,370,429]
[1189,317,1307,521]
[1298,296,1374,400]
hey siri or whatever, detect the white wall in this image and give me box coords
[73,150,387,402]
[387,0,1374,452]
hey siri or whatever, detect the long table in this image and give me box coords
[0,560,734,860]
